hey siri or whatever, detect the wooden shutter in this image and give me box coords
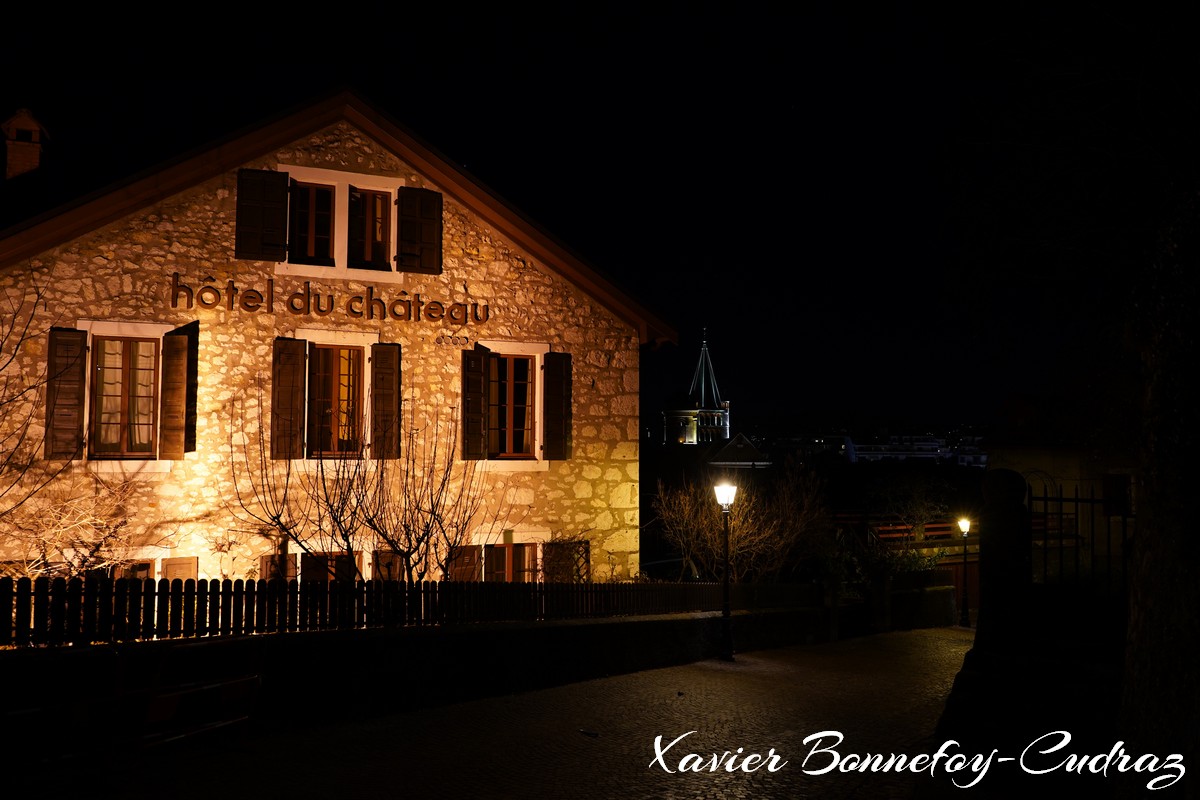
[260,553,297,581]
[159,321,199,459]
[235,168,289,261]
[542,351,572,460]
[44,327,87,459]
[395,187,442,274]
[447,546,481,581]
[484,545,509,583]
[161,557,198,581]
[300,553,328,582]
[460,345,489,460]
[371,342,402,459]
[271,337,307,459]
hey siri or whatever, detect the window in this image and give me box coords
[348,186,391,270]
[308,344,363,457]
[301,552,361,582]
[259,553,298,581]
[288,181,335,266]
[45,322,199,462]
[461,343,571,463]
[489,354,534,457]
[372,550,404,581]
[161,557,198,581]
[446,544,537,582]
[91,336,158,457]
[270,334,402,460]
[113,560,155,580]
[235,167,442,277]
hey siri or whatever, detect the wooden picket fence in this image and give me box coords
[0,575,821,648]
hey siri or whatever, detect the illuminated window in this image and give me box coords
[348,186,391,270]
[308,345,363,457]
[461,343,572,463]
[270,335,402,461]
[236,168,442,276]
[301,552,361,582]
[45,323,198,462]
[447,544,538,582]
[488,354,534,458]
[288,181,335,266]
[90,336,159,458]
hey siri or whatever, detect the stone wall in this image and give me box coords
[0,121,642,581]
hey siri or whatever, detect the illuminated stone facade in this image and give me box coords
[0,95,673,583]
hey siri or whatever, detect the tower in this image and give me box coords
[662,330,730,444]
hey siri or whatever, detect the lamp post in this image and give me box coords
[958,517,971,627]
[714,481,738,661]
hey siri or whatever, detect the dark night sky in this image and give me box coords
[4,6,1196,438]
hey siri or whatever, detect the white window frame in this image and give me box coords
[76,319,175,476]
[275,165,413,284]
[476,339,551,474]
[294,327,380,465]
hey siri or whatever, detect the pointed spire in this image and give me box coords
[688,328,723,409]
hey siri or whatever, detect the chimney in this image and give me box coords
[3,108,46,180]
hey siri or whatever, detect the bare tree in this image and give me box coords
[652,478,781,582]
[874,467,951,542]
[360,406,527,582]
[227,381,315,577]
[0,283,71,520]
[770,455,837,581]
[651,460,832,583]
[229,385,529,584]
[1,471,157,578]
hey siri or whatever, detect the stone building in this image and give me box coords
[0,92,675,584]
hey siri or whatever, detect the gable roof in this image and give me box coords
[0,90,676,347]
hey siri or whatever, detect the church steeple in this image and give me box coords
[662,329,731,444]
[688,329,722,410]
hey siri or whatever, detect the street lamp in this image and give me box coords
[714,481,737,661]
[958,517,971,627]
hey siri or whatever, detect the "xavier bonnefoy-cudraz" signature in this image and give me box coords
[649,730,1186,790]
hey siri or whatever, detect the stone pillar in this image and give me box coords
[974,467,1032,652]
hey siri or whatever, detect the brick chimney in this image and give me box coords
[3,108,46,180]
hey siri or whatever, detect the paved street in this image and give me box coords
[70,626,977,799]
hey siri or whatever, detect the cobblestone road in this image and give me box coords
[91,627,977,800]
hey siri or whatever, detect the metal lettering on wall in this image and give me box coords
[168,273,490,324]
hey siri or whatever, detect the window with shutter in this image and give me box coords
[370,343,402,459]
[260,553,297,582]
[270,333,402,461]
[49,323,200,462]
[307,344,363,457]
[159,321,199,459]
[301,552,361,582]
[45,328,87,459]
[236,167,444,279]
[161,557,198,581]
[90,336,159,457]
[460,344,571,464]
[395,187,443,274]
[234,169,289,262]
[271,338,307,460]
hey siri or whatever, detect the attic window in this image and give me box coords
[234,167,443,280]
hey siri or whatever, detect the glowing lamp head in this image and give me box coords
[958,517,971,536]
[714,482,738,509]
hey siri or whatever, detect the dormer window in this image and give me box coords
[234,167,442,280]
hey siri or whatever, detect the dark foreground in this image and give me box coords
[35,627,980,799]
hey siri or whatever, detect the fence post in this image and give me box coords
[0,577,12,647]
[66,577,83,645]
